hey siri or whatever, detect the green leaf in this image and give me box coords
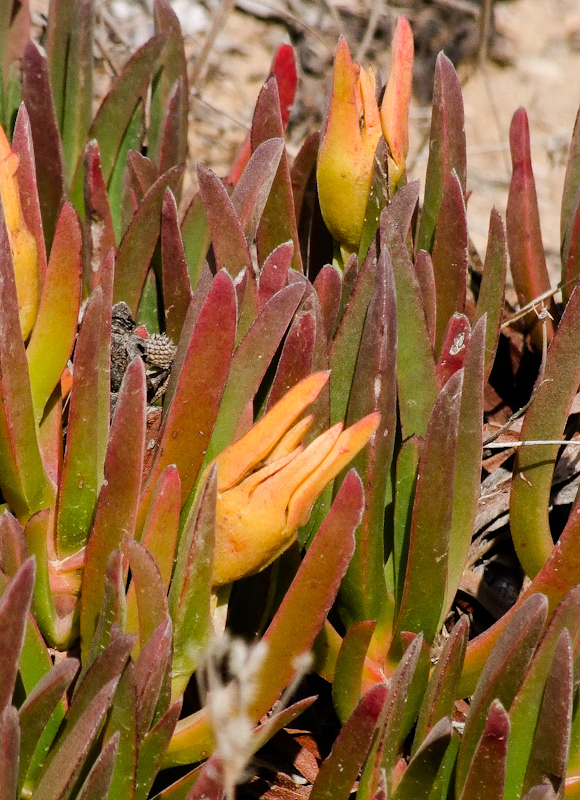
[510,273,580,578]
[443,316,485,617]
[56,287,105,557]
[506,586,580,800]
[18,658,78,794]
[79,358,145,653]
[180,193,210,291]
[135,701,182,800]
[392,717,453,800]
[137,465,180,590]
[431,171,468,355]
[393,370,463,646]
[23,511,59,646]
[169,468,216,698]
[522,630,573,799]
[134,619,173,739]
[475,208,507,379]
[328,257,375,426]
[102,664,138,800]
[456,594,547,795]
[0,201,52,520]
[310,683,388,800]
[124,539,169,657]
[82,140,116,293]
[332,620,376,723]
[386,223,438,438]
[203,282,305,466]
[413,615,468,756]
[26,202,82,423]
[392,436,422,611]
[70,34,167,204]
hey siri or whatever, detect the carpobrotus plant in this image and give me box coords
[1,1,580,799]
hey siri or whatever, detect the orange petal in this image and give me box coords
[286,411,380,531]
[214,372,329,491]
[265,414,313,464]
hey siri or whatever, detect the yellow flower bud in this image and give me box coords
[317,38,382,256]
[0,125,39,339]
[205,372,380,587]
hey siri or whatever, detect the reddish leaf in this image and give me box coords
[180,193,211,291]
[291,130,319,232]
[0,200,51,519]
[137,700,183,799]
[251,77,302,272]
[0,705,19,799]
[249,470,363,720]
[310,683,388,800]
[80,358,146,652]
[197,164,252,278]
[83,140,116,290]
[265,304,316,411]
[313,265,342,342]
[259,241,292,308]
[161,188,193,342]
[21,40,66,247]
[431,171,468,354]
[0,511,27,578]
[506,107,557,349]
[114,164,184,315]
[458,700,510,800]
[75,733,119,800]
[129,151,159,200]
[414,249,436,347]
[416,53,466,253]
[203,282,305,465]
[457,594,547,794]
[158,76,189,176]
[340,243,397,664]
[124,538,169,655]
[230,137,284,242]
[0,559,34,712]
[139,270,236,519]
[436,313,470,388]
[133,617,173,740]
[475,208,507,379]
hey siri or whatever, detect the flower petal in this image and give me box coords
[214,372,329,491]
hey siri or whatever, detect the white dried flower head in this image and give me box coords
[198,633,268,800]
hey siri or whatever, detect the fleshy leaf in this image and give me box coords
[475,208,507,379]
[456,594,547,795]
[391,717,453,800]
[332,620,376,723]
[124,538,169,658]
[80,358,146,653]
[310,683,389,800]
[161,189,193,343]
[457,700,510,800]
[510,276,580,578]
[230,137,284,243]
[416,53,466,253]
[506,107,557,349]
[26,201,82,423]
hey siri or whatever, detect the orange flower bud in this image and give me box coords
[380,17,414,191]
[204,372,380,587]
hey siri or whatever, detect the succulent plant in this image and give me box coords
[1,1,580,799]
